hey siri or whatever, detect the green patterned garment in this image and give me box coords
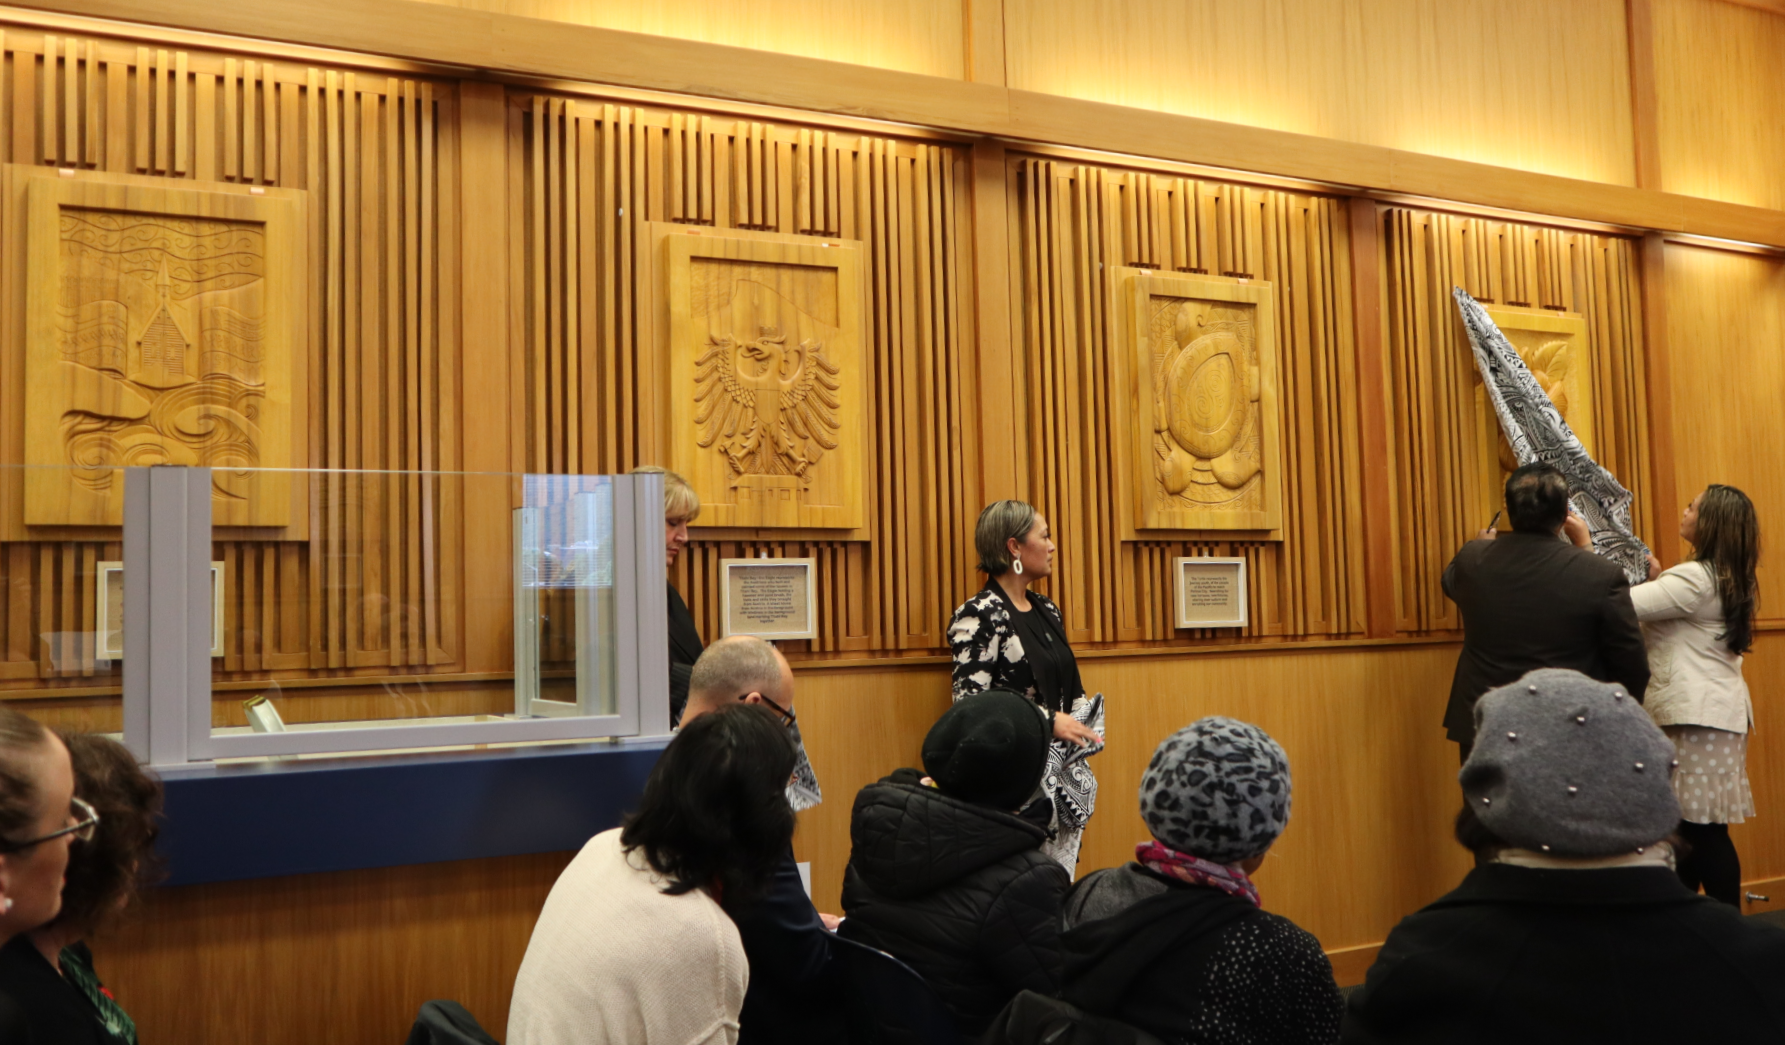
[59,943,137,1045]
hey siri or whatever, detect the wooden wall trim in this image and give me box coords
[969,140,1018,501]
[964,0,1006,86]
[1347,199,1396,639]
[16,0,1785,249]
[1639,232,1681,564]
[1625,0,1662,191]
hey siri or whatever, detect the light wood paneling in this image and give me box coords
[1075,644,1472,952]
[1655,0,1785,211]
[0,27,467,690]
[94,851,573,1045]
[412,0,966,79]
[1382,207,1653,632]
[1663,243,1785,615]
[511,92,981,654]
[1005,0,1638,186]
[1012,157,1367,644]
[25,0,1785,249]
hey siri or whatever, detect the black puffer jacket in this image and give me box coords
[840,770,1070,1036]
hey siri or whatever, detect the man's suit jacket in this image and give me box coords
[1441,531,1649,746]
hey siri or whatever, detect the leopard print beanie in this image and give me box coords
[1139,716,1291,864]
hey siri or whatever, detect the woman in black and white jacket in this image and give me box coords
[948,499,1104,876]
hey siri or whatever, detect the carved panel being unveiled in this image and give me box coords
[1127,273,1283,532]
[660,226,865,530]
[1472,305,1594,513]
[21,172,301,527]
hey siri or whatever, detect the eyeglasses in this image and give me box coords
[0,796,99,854]
[738,692,797,729]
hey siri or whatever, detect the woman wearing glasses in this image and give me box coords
[0,707,90,1036]
[8,733,162,1045]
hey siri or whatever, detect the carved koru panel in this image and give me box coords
[22,173,300,527]
[1128,273,1283,532]
[1474,304,1594,509]
[660,226,865,530]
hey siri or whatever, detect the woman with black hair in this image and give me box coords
[508,702,797,1045]
[1631,483,1761,907]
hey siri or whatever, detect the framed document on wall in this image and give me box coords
[1173,557,1248,629]
[720,558,818,641]
[95,560,226,660]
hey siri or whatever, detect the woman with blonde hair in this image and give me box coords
[631,466,704,725]
[1632,483,1761,907]
[947,500,1103,876]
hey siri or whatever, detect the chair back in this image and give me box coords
[404,999,501,1045]
[830,932,967,1045]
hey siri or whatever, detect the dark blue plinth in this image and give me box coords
[155,739,668,886]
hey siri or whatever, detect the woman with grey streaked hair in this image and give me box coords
[946,500,1103,876]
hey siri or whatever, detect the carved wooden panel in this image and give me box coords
[0,29,461,685]
[1125,272,1283,532]
[1382,207,1650,633]
[514,97,976,652]
[1473,304,1594,518]
[657,226,865,529]
[20,171,301,526]
[1014,159,1365,643]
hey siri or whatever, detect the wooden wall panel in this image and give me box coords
[0,26,468,696]
[1662,243,1785,617]
[408,0,967,79]
[512,93,981,654]
[1381,207,1653,632]
[1011,158,1367,645]
[1005,0,1638,186]
[1654,0,1785,211]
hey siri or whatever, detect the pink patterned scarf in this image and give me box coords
[1136,840,1261,908]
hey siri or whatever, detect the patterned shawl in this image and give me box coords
[1453,287,1652,584]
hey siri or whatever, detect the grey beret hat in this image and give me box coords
[1139,716,1290,864]
[1462,668,1681,858]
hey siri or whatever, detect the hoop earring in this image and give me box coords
[1012,558,1023,576]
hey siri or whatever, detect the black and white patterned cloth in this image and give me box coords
[1454,287,1652,584]
[785,720,823,812]
[1140,716,1290,865]
[947,587,1102,832]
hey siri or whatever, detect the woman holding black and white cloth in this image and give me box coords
[1629,483,1761,907]
[948,500,1103,876]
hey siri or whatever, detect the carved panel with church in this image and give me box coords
[1126,272,1284,533]
[658,226,865,530]
[19,171,302,528]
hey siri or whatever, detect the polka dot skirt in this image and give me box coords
[1664,725,1755,825]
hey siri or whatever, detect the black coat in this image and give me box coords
[839,770,1070,1036]
[1342,863,1785,1045]
[0,937,103,1045]
[667,582,702,726]
[1062,864,1340,1045]
[1442,532,1649,745]
[733,846,846,1045]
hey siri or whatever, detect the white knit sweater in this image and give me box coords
[508,828,748,1045]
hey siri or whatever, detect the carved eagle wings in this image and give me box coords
[693,327,841,482]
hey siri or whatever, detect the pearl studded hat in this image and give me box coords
[1462,668,1681,858]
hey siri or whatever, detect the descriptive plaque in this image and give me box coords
[721,557,818,640]
[1174,557,1248,629]
[95,560,227,660]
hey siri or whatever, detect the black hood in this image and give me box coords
[848,777,1047,899]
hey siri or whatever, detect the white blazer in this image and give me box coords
[1630,561,1752,734]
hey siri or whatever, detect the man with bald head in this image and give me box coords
[679,636,843,1044]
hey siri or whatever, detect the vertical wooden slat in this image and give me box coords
[243,59,258,182]
[104,56,127,172]
[262,61,278,183]
[223,56,238,179]
[61,36,76,166]
[41,35,56,165]
[173,50,188,174]
[154,49,169,174]
[193,70,215,181]
[132,46,148,171]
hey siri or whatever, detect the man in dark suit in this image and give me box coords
[1442,463,1649,759]
[681,636,846,1044]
